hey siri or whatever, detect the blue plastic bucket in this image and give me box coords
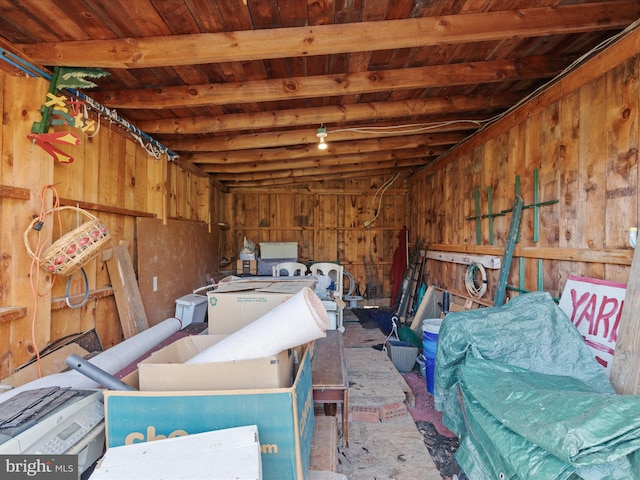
[422,318,442,394]
[424,355,437,394]
[422,318,442,359]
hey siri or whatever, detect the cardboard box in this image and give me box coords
[260,242,298,259]
[207,279,316,335]
[138,335,296,391]
[104,344,314,480]
[237,259,257,274]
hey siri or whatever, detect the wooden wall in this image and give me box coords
[217,178,408,301]
[407,28,639,305]
[0,74,214,381]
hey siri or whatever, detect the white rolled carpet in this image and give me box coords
[187,287,329,363]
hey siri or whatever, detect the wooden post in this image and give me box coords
[106,245,149,339]
[610,243,640,394]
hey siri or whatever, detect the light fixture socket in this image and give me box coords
[316,126,328,150]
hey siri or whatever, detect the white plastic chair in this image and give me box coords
[309,262,344,299]
[272,262,308,277]
[310,262,344,329]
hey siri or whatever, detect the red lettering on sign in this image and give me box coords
[593,296,618,340]
[570,289,590,322]
[574,293,597,334]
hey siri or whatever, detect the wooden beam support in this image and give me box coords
[201,148,443,175]
[168,121,477,152]
[17,3,636,68]
[92,55,568,109]
[0,306,27,324]
[222,167,417,188]
[59,198,155,218]
[51,287,114,311]
[211,158,429,181]
[0,185,30,200]
[427,243,634,266]
[186,134,460,164]
[137,93,522,135]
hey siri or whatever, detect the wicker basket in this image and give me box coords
[24,206,111,276]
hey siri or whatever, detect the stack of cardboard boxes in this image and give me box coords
[103,278,317,480]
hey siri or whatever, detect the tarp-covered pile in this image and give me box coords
[434,291,640,479]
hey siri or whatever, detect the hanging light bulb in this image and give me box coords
[316,126,328,150]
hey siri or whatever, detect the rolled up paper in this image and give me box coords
[187,287,330,363]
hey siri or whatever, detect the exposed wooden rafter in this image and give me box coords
[16,3,636,68]
[3,0,638,187]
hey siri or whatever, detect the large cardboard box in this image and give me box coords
[104,343,314,480]
[207,279,316,334]
[138,335,296,391]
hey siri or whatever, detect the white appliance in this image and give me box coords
[0,387,105,474]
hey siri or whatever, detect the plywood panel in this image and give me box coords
[137,217,218,325]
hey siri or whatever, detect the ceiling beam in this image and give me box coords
[222,168,416,189]
[164,121,479,152]
[185,134,460,164]
[211,158,429,181]
[198,147,446,174]
[136,92,522,134]
[15,3,637,68]
[92,55,570,109]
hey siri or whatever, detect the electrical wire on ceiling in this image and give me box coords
[363,173,400,228]
[330,119,488,136]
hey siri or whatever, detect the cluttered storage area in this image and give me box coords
[3,3,640,480]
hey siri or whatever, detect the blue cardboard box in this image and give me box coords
[103,344,314,480]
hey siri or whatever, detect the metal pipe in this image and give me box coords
[65,354,136,391]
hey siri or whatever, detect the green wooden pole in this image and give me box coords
[494,195,524,307]
[474,188,481,244]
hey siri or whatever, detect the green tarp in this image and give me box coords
[434,291,640,479]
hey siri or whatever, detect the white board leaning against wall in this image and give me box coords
[558,275,626,375]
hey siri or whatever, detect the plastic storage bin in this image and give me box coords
[174,294,208,326]
[386,340,419,373]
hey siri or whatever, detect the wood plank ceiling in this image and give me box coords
[1,0,639,189]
